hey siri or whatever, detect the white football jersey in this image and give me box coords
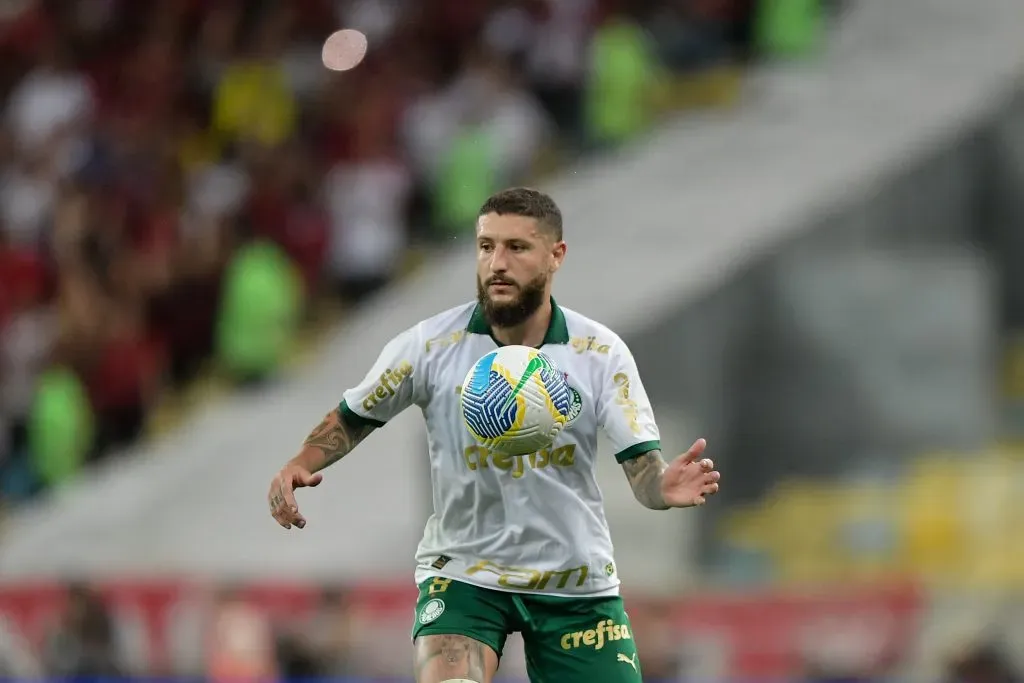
[340,299,661,597]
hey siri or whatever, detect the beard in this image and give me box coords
[477,273,548,328]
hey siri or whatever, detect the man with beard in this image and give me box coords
[267,187,722,683]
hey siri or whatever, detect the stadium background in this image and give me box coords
[0,0,1022,680]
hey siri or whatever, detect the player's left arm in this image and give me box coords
[621,441,718,510]
[598,340,720,510]
[620,449,671,510]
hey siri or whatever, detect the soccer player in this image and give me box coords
[267,187,722,683]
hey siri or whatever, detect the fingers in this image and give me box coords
[690,483,719,506]
[269,473,310,530]
[699,459,720,500]
[680,438,707,464]
[269,479,295,529]
[269,467,322,530]
[281,474,300,512]
[300,471,323,488]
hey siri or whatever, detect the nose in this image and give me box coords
[489,245,510,273]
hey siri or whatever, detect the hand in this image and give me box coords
[269,465,323,529]
[660,438,720,508]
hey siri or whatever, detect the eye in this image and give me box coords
[509,243,528,253]
[479,242,494,253]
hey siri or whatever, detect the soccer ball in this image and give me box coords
[461,345,574,456]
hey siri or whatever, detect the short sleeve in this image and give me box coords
[597,340,661,463]
[339,327,421,428]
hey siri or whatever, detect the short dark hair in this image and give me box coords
[478,187,563,240]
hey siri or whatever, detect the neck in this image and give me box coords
[491,298,552,348]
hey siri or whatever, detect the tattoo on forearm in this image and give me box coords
[414,634,487,682]
[622,450,670,510]
[303,409,374,469]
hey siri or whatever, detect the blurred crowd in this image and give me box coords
[0,580,1020,682]
[0,0,766,509]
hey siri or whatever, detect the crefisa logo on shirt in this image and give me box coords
[564,373,583,426]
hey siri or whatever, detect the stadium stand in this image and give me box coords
[0,0,755,509]
[3,0,1024,680]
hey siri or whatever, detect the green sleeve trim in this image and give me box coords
[339,400,386,429]
[614,440,661,464]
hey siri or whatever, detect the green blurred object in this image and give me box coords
[216,240,304,380]
[28,367,94,487]
[755,0,824,57]
[434,126,497,238]
[585,17,657,147]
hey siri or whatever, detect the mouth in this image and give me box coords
[488,281,516,291]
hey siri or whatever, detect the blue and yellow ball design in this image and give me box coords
[461,345,573,456]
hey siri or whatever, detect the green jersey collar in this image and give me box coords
[467,297,570,347]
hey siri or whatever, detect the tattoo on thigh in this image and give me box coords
[415,634,487,682]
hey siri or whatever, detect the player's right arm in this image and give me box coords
[268,326,423,529]
[268,408,377,529]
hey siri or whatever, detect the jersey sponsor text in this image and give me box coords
[465,559,589,591]
[463,444,576,478]
[361,361,413,412]
[570,336,611,355]
[613,372,641,436]
[425,330,466,352]
[560,619,632,651]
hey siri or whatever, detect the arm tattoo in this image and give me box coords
[621,450,670,510]
[414,634,488,683]
[302,409,375,470]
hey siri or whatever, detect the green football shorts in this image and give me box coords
[412,576,642,683]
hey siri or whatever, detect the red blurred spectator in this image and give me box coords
[75,293,163,454]
[0,241,55,447]
[0,0,52,59]
[206,589,278,683]
[243,144,328,295]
